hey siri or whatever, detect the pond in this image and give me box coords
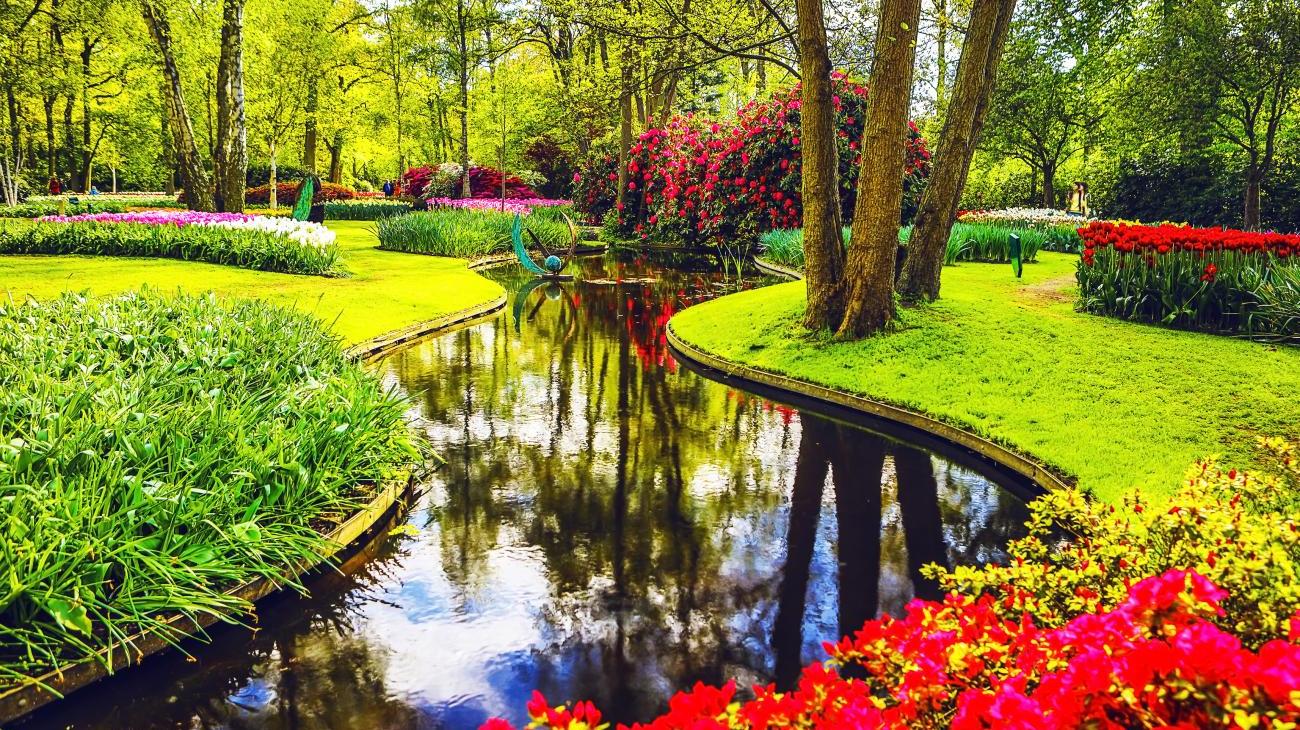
[21,250,1031,729]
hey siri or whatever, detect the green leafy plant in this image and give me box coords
[0,219,343,276]
[375,209,571,258]
[0,200,128,218]
[0,290,418,688]
[323,200,413,220]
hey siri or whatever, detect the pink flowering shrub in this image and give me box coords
[483,570,1300,729]
[573,73,931,245]
[401,165,540,200]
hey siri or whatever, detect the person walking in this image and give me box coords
[1067,181,1089,218]
[48,176,61,196]
[383,179,394,197]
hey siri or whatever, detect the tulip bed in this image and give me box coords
[0,290,417,690]
[0,211,342,276]
[958,207,1084,252]
[1077,221,1300,342]
[488,442,1300,729]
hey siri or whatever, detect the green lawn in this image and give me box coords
[672,253,1300,503]
[0,221,504,345]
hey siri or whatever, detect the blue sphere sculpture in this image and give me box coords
[543,254,563,273]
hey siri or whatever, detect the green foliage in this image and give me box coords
[0,220,343,277]
[948,222,1045,263]
[0,200,128,218]
[375,209,570,258]
[322,200,413,220]
[0,289,418,687]
[934,437,1300,648]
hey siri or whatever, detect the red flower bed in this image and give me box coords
[574,73,930,246]
[400,164,539,200]
[1078,221,1298,266]
[483,570,1300,730]
[1076,221,1300,341]
[244,181,356,204]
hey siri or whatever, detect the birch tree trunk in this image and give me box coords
[142,0,213,211]
[897,0,1016,301]
[214,0,247,213]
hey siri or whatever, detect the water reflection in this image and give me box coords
[20,251,1029,730]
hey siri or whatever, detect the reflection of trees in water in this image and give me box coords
[373,252,1029,723]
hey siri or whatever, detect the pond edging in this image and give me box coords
[665,322,1072,495]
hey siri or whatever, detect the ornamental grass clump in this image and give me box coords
[1077,221,1300,342]
[0,213,341,276]
[375,208,571,258]
[323,199,413,220]
[947,221,1045,263]
[0,290,418,689]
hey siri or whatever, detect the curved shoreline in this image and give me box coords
[666,324,1072,495]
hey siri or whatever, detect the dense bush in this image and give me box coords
[245,162,310,188]
[573,73,930,246]
[0,290,417,688]
[487,443,1300,729]
[0,199,127,218]
[375,208,570,258]
[0,215,341,276]
[400,164,540,200]
[523,135,576,199]
[1102,154,1300,233]
[245,181,356,205]
[1077,221,1300,341]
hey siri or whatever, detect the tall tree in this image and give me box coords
[795,0,845,330]
[897,0,1015,302]
[141,0,213,210]
[835,0,922,339]
[214,0,247,212]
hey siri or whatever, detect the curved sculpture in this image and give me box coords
[512,212,580,280]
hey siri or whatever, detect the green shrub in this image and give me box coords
[323,200,413,220]
[947,221,1044,263]
[0,219,342,276]
[0,200,127,218]
[375,209,571,258]
[934,437,1300,648]
[0,290,418,687]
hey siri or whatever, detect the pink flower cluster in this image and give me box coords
[424,197,571,215]
[483,570,1300,729]
[39,211,257,226]
[573,73,930,244]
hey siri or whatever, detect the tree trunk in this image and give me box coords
[303,75,318,172]
[268,138,277,209]
[795,0,845,330]
[43,95,55,178]
[836,0,922,339]
[327,130,344,183]
[1244,167,1262,230]
[897,0,1016,302]
[142,0,213,211]
[214,0,247,213]
[7,84,21,167]
[62,96,75,187]
[616,43,633,211]
[1040,161,1056,208]
[81,38,92,192]
[457,0,470,198]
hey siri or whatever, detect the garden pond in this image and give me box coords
[20,250,1033,729]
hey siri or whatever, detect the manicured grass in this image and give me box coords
[0,221,504,344]
[671,253,1300,503]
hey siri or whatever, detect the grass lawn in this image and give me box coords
[0,220,504,345]
[672,252,1300,503]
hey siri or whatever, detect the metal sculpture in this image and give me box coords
[512,211,580,280]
